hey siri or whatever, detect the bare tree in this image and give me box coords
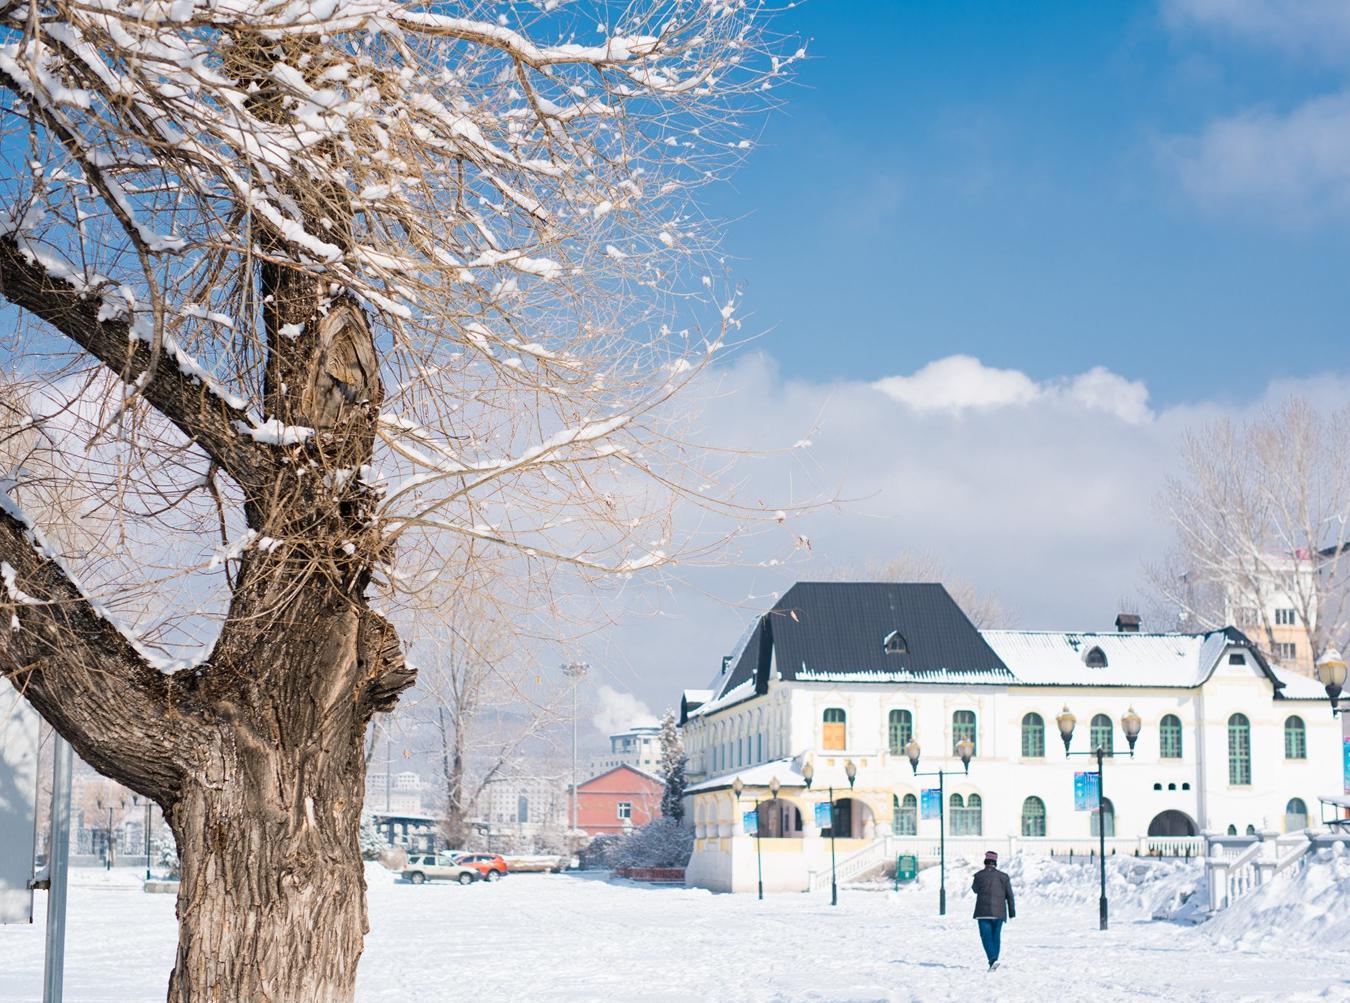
[1150,399,1350,669]
[0,4,795,999]
[826,553,1009,627]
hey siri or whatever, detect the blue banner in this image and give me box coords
[1343,738,1349,795]
[921,788,941,820]
[742,809,758,836]
[814,801,832,830]
[1074,771,1100,811]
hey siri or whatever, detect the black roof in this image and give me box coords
[712,582,1009,700]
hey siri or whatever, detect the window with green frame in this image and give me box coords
[952,710,977,757]
[1020,796,1046,837]
[949,792,982,836]
[1284,716,1306,760]
[1089,714,1114,754]
[893,793,917,835]
[1228,713,1251,785]
[888,709,913,754]
[1021,713,1045,758]
[1159,714,1183,759]
[1090,797,1116,838]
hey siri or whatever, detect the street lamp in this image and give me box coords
[906,735,973,915]
[802,758,859,906]
[132,794,152,881]
[732,776,765,901]
[1058,706,1142,931]
[95,797,125,871]
[562,662,588,852]
[1315,649,1348,716]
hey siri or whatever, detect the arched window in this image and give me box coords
[884,630,908,654]
[893,793,917,835]
[823,708,846,751]
[1285,798,1308,831]
[1284,716,1306,760]
[1090,714,1114,754]
[952,710,977,757]
[1245,824,1257,836]
[951,793,982,836]
[1090,797,1115,838]
[1021,796,1046,837]
[1226,824,1237,836]
[888,709,913,754]
[1228,713,1251,785]
[1021,713,1045,758]
[1160,714,1183,759]
[1085,646,1108,668]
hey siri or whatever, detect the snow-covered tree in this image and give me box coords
[358,816,386,862]
[610,817,693,869]
[658,709,687,822]
[0,3,796,999]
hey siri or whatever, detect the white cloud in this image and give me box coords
[1163,0,1350,60]
[591,684,658,736]
[1166,90,1350,220]
[872,354,1152,424]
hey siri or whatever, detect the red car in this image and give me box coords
[453,853,508,881]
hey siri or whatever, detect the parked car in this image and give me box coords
[452,853,509,881]
[401,853,479,886]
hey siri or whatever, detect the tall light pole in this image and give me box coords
[563,662,589,845]
[1056,705,1142,931]
[804,758,857,906]
[132,794,152,881]
[905,736,974,916]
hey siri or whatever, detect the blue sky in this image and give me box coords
[702,0,1350,407]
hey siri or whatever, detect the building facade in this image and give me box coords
[569,764,664,837]
[679,582,1339,893]
[587,724,662,776]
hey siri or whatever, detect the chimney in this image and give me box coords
[1115,613,1141,633]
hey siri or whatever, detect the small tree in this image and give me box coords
[658,709,688,822]
[358,817,386,862]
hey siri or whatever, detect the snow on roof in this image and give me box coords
[1265,665,1330,701]
[685,677,757,720]
[795,667,1016,686]
[686,757,808,794]
[980,630,1226,688]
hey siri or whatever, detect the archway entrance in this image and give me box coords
[822,798,874,839]
[1147,810,1198,837]
[757,798,804,838]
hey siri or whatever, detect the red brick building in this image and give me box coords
[570,764,664,836]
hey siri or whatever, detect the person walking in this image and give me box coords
[972,850,1015,971]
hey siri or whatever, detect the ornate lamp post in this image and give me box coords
[1057,705,1141,931]
[803,759,858,906]
[95,797,125,871]
[731,776,765,901]
[905,735,973,916]
[1315,649,1348,717]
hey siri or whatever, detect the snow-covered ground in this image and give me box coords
[0,857,1345,1002]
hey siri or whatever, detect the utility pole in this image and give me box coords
[43,735,72,1003]
[562,663,588,843]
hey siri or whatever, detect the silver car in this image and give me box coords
[401,853,478,885]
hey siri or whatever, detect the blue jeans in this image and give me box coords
[977,918,1004,964]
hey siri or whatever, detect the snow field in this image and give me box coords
[0,860,1345,1002]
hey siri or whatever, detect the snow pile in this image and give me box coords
[906,854,1204,919]
[1204,843,1350,950]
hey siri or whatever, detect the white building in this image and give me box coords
[478,772,568,838]
[678,582,1338,894]
[364,770,425,816]
[588,724,662,776]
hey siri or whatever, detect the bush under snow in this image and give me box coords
[606,819,694,870]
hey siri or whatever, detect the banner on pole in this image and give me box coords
[742,810,758,836]
[920,788,942,820]
[1344,737,1349,795]
[1074,771,1100,811]
[0,679,40,924]
[813,801,832,830]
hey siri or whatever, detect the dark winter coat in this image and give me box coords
[971,865,1015,920]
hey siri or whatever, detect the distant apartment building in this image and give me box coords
[477,771,568,839]
[588,724,662,776]
[1223,554,1317,676]
[364,770,438,852]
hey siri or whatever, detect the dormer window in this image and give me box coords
[883,630,908,655]
[1084,646,1107,668]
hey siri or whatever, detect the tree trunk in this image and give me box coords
[167,725,369,1002]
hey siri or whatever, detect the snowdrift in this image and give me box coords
[1204,843,1350,949]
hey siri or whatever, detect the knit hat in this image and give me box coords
[984,851,998,863]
